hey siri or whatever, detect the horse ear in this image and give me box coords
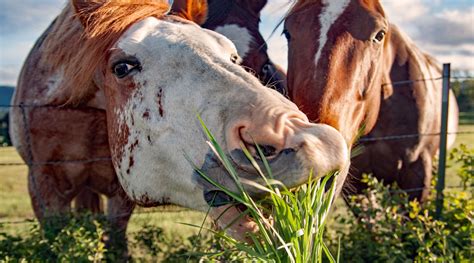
[171,0,208,25]
[71,0,106,27]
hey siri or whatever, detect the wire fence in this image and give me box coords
[0,69,473,225]
[0,208,194,226]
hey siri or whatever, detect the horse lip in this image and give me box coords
[201,148,298,207]
[195,147,304,208]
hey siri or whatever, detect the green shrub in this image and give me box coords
[0,214,106,262]
[1,138,470,261]
[326,144,473,262]
[130,224,244,262]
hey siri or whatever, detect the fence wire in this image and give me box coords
[0,74,473,228]
[0,130,472,166]
[0,208,193,226]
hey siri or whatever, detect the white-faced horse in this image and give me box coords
[11,0,349,253]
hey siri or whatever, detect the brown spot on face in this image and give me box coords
[142,109,150,119]
[126,155,134,175]
[157,88,164,117]
[126,139,139,174]
[129,139,139,151]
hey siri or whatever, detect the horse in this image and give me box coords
[172,0,287,95]
[283,0,459,201]
[75,0,289,221]
[10,0,349,254]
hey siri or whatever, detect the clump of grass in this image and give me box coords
[192,117,340,262]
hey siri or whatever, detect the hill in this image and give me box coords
[0,86,14,120]
[0,86,14,107]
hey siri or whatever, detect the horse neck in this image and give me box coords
[203,0,260,30]
[383,24,441,90]
[40,3,99,106]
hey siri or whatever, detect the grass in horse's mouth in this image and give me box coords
[192,116,339,262]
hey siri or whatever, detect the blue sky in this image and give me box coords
[1,0,473,85]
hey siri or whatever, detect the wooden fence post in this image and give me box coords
[435,63,451,220]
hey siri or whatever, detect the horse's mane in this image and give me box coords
[43,1,170,105]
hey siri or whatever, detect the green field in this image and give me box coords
[0,125,472,254]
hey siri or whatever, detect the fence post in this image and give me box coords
[435,63,451,220]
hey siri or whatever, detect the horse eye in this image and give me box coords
[113,62,140,78]
[373,30,386,43]
[230,54,239,64]
[262,64,271,74]
[282,29,291,41]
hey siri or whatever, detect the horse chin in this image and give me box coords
[209,204,273,243]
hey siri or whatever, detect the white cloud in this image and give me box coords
[416,7,474,46]
[382,0,428,23]
[382,0,474,72]
[0,0,64,35]
[266,33,288,70]
[260,1,290,70]
[261,0,293,18]
[0,1,64,85]
[0,66,21,86]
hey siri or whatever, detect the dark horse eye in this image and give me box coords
[113,62,141,78]
[373,30,386,43]
[282,29,291,41]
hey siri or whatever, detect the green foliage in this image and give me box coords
[451,78,474,115]
[0,114,10,147]
[129,224,243,262]
[0,214,106,262]
[1,138,470,261]
[449,144,474,189]
[326,144,473,262]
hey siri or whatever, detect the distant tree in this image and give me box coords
[451,79,474,112]
[0,112,11,146]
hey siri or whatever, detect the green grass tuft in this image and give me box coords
[193,117,340,262]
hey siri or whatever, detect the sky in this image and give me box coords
[0,0,473,86]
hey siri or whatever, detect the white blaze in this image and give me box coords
[214,24,253,59]
[314,0,351,66]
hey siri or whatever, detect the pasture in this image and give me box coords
[1,124,472,259]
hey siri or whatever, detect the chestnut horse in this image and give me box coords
[284,0,459,201]
[11,0,349,252]
[171,0,287,95]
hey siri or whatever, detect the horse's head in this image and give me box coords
[284,0,389,143]
[173,0,287,95]
[68,0,348,238]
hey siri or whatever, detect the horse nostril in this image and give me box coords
[259,145,276,157]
